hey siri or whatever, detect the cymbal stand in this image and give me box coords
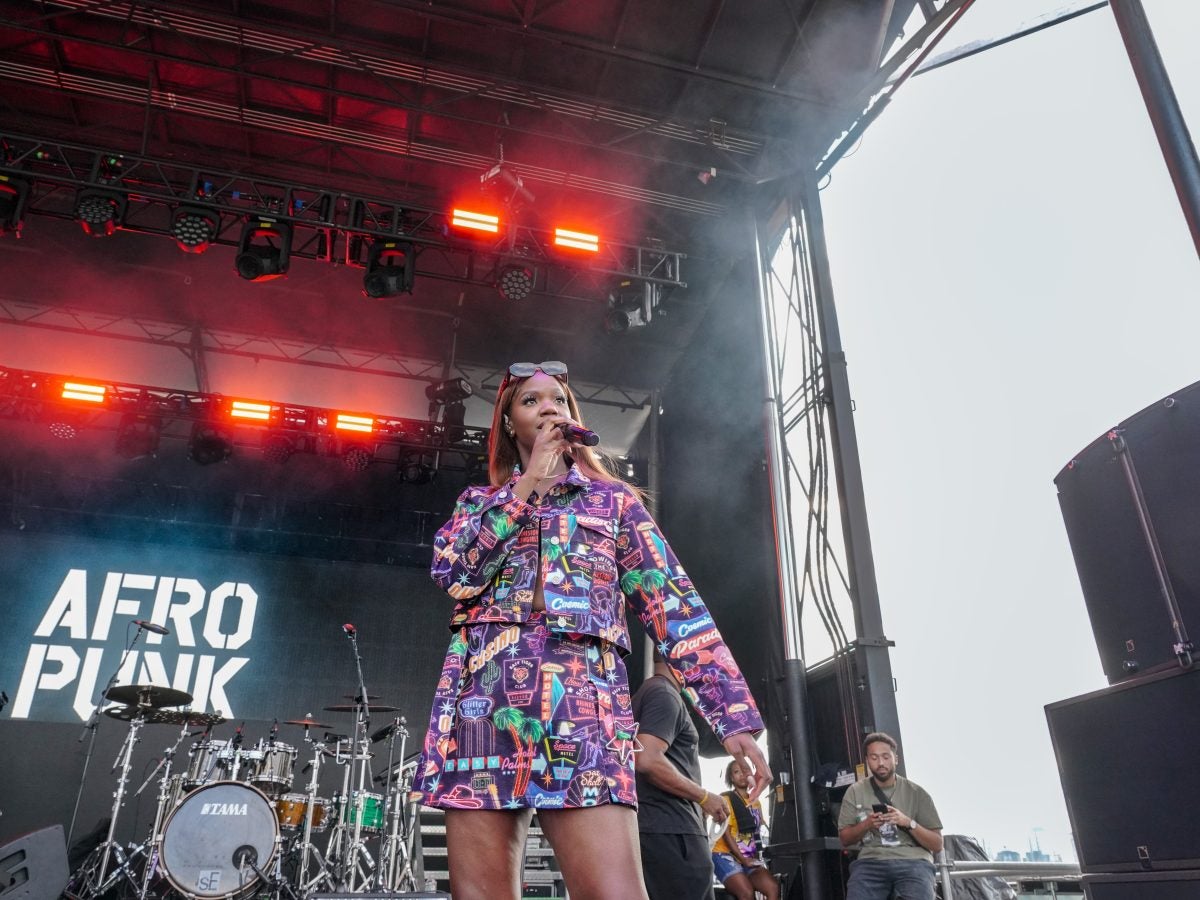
[68,622,148,847]
[338,711,378,890]
[135,719,193,900]
[72,707,150,900]
[293,730,335,896]
[340,627,376,891]
[376,721,416,892]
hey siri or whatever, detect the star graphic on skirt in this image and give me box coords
[605,722,642,766]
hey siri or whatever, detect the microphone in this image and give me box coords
[559,422,600,447]
[134,619,170,636]
[342,623,356,637]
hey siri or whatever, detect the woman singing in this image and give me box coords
[412,361,770,900]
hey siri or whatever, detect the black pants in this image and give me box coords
[639,831,716,900]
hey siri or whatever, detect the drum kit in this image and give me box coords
[65,685,421,900]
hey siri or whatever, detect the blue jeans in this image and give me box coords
[846,857,937,900]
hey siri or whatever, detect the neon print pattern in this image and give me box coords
[416,612,636,810]
[414,466,763,810]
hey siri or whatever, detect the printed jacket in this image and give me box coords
[431,465,764,740]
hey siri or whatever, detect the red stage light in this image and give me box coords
[554,228,600,252]
[335,413,374,434]
[451,209,500,234]
[230,400,272,422]
[61,381,106,403]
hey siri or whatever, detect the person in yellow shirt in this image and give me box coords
[711,758,780,900]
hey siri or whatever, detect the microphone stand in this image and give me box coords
[67,623,147,847]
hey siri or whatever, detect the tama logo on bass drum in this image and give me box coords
[199,802,250,815]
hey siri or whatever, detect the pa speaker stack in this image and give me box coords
[1049,380,1200,898]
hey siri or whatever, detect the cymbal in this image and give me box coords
[343,694,380,701]
[104,684,193,709]
[284,716,332,729]
[323,704,400,713]
[105,706,226,726]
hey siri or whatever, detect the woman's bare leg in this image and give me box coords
[537,804,649,900]
[444,808,533,900]
[749,865,781,900]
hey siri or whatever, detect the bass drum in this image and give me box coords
[160,781,278,900]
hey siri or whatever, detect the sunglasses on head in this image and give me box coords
[498,360,569,393]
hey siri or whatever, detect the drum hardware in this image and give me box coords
[68,682,196,900]
[135,718,200,900]
[284,723,338,897]
[68,621,171,848]
[324,622,386,892]
[70,707,154,900]
[374,718,417,892]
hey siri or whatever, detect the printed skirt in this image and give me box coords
[411,611,640,811]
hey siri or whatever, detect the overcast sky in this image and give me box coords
[814,0,1200,857]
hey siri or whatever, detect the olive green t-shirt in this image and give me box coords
[837,776,943,862]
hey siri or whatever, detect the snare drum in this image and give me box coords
[339,791,385,834]
[247,742,295,796]
[274,793,331,832]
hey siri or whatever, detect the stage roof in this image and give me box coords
[0,0,921,392]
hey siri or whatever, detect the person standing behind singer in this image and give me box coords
[838,732,943,900]
[412,361,771,900]
[633,648,730,900]
[711,758,779,900]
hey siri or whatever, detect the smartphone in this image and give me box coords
[871,803,889,814]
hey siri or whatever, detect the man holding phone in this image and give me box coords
[837,732,944,900]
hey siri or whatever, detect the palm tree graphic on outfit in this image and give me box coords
[621,568,668,637]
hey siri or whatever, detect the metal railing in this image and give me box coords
[937,854,1082,899]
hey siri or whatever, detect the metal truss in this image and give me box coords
[752,177,903,899]
[0,132,688,301]
[0,300,655,411]
[0,364,492,469]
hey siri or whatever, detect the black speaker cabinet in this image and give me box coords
[1055,381,1200,684]
[1083,869,1200,899]
[0,825,69,900]
[1046,665,1200,874]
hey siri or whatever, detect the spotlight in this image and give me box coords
[48,420,78,440]
[442,400,467,445]
[362,240,416,298]
[172,206,220,254]
[425,378,473,405]
[115,413,161,460]
[0,175,30,236]
[480,164,535,207]
[189,423,233,465]
[342,444,373,472]
[497,264,535,301]
[235,219,291,281]
[399,451,435,485]
[75,189,127,238]
[262,433,295,464]
[605,279,660,333]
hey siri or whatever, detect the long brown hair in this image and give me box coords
[486,373,642,498]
